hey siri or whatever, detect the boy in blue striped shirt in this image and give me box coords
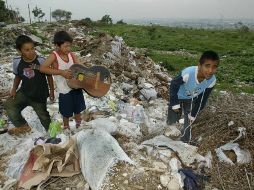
[167,51,220,143]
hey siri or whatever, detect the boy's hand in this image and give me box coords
[188,114,196,124]
[10,88,16,99]
[61,70,73,79]
[49,90,55,102]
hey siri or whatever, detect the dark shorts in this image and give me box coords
[59,89,86,118]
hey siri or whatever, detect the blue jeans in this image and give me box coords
[167,100,193,143]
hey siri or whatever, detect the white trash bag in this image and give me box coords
[6,138,36,179]
[215,143,251,165]
[76,129,134,190]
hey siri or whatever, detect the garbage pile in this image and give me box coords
[76,33,171,100]
[0,23,253,190]
[191,93,254,190]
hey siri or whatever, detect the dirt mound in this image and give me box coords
[192,92,254,189]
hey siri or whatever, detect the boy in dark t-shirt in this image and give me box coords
[4,35,54,135]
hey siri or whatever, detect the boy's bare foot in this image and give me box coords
[8,123,32,135]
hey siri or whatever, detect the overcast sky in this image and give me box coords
[6,0,254,22]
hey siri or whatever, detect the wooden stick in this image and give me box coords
[216,163,226,190]
[245,167,252,190]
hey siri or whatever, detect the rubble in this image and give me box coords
[164,125,181,138]
[28,34,43,44]
[139,82,158,100]
[141,135,205,167]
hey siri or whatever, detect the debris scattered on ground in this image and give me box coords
[0,23,253,190]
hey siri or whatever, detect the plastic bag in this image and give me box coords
[141,135,201,166]
[140,88,157,100]
[123,104,146,124]
[111,41,122,56]
[76,129,134,190]
[6,138,35,179]
[215,143,251,165]
[48,121,62,137]
[0,118,6,127]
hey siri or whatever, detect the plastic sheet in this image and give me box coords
[216,143,251,165]
[141,135,203,166]
[76,129,134,190]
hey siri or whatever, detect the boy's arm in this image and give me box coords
[169,74,185,111]
[10,75,22,98]
[190,85,215,118]
[47,75,54,101]
[39,54,72,79]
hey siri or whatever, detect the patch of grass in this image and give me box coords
[97,24,254,55]
[96,24,254,94]
[148,53,197,74]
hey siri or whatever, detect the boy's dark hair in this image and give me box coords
[199,50,220,64]
[53,31,73,46]
[15,35,34,50]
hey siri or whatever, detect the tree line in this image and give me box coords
[0,0,125,25]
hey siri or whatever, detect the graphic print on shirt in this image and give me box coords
[23,66,35,79]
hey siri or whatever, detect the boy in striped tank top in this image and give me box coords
[40,31,85,129]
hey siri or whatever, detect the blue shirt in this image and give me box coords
[169,66,216,117]
[178,66,216,100]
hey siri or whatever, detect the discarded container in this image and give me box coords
[108,100,117,112]
[0,118,6,127]
[48,121,62,137]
